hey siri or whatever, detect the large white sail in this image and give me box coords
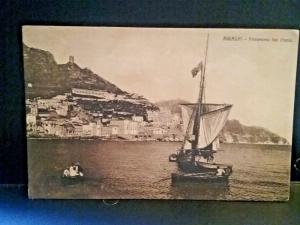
[181,104,232,149]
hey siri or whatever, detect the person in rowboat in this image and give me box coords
[69,165,78,177]
[74,162,83,176]
[63,162,84,178]
[216,166,225,177]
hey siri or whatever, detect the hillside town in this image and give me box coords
[26,87,183,141]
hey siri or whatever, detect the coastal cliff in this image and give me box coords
[156,99,289,145]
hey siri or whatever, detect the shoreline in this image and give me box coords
[26,137,291,146]
[26,136,182,143]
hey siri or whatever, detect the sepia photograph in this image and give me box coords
[23,26,299,200]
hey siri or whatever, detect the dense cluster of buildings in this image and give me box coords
[26,88,183,141]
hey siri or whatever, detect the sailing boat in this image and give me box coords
[169,35,233,183]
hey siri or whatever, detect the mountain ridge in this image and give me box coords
[23,43,159,116]
[156,99,289,145]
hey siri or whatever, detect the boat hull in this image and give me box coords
[173,151,233,183]
[176,150,232,172]
[178,158,232,172]
[171,172,229,184]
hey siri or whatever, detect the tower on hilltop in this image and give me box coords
[69,56,74,64]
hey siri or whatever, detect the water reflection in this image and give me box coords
[170,182,230,200]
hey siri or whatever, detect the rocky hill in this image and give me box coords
[156,100,289,145]
[23,44,159,116]
[219,120,289,145]
[23,44,125,99]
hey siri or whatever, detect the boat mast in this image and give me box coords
[191,34,209,149]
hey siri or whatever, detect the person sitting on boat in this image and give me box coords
[63,162,84,178]
[178,149,185,157]
[74,162,83,176]
[191,149,199,162]
[67,162,83,177]
[69,165,78,177]
[216,166,225,177]
[200,151,212,162]
[207,153,214,162]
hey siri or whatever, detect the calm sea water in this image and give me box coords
[28,139,291,200]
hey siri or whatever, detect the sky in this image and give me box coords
[22,26,299,141]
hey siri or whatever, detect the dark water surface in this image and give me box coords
[28,140,291,200]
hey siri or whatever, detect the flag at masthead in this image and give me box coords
[191,61,203,77]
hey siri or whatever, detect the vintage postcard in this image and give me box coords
[23,26,299,200]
